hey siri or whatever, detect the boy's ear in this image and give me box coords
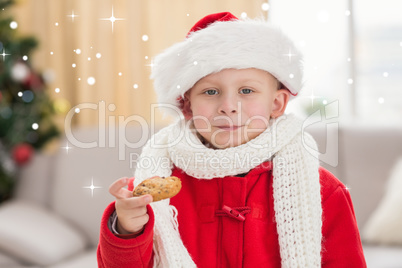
[181,96,193,120]
[271,89,290,118]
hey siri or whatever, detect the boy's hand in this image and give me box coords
[109,177,153,234]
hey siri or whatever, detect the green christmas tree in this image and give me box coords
[0,0,59,202]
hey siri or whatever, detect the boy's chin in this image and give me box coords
[209,132,265,149]
[208,138,248,149]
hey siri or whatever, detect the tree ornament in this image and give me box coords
[24,72,44,90]
[12,143,34,166]
[10,62,30,82]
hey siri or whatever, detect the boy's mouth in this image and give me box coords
[216,125,242,131]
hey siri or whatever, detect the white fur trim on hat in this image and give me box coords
[151,18,303,114]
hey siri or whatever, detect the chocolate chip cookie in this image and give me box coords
[133,176,182,202]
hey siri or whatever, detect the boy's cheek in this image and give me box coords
[247,117,270,131]
[193,118,212,133]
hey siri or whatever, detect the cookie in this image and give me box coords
[133,176,182,202]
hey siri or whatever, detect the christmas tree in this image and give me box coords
[0,0,59,202]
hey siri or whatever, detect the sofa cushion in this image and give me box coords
[46,249,98,268]
[0,200,87,266]
[361,157,402,245]
[0,251,25,267]
[363,244,402,268]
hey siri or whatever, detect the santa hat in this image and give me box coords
[151,12,303,113]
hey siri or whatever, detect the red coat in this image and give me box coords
[97,162,367,268]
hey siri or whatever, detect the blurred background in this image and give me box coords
[4,0,402,128]
[1,0,402,267]
[3,0,270,128]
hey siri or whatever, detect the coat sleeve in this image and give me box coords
[320,168,367,268]
[97,201,154,268]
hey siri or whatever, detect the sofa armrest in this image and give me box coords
[0,200,88,266]
[15,152,55,207]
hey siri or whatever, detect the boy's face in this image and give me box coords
[183,68,289,149]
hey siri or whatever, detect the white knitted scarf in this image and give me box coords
[134,114,322,268]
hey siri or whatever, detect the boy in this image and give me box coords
[97,12,366,267]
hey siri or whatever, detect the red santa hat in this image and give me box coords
[151,12,303,113]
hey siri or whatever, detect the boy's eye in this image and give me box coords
[240,88,253,94]
[204,89,218,95]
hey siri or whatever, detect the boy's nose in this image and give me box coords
[218,96,239,114]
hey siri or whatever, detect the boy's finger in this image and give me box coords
[137,194,153,205]
[109,177,133,199]
[122,194,153,209]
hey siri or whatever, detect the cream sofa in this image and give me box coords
[0,123,401,267]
